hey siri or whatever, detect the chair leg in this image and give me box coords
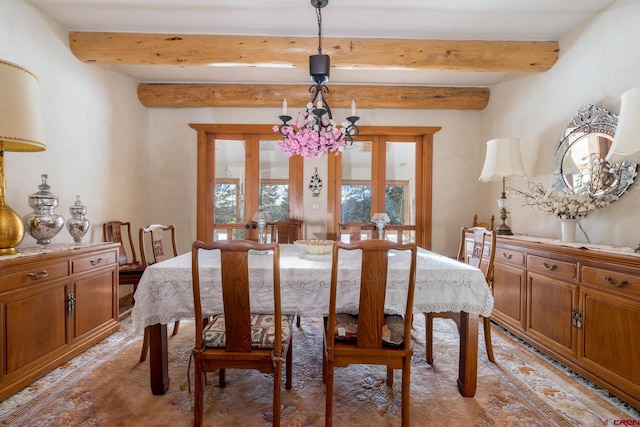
[172,320,180,336]
[325,364,334,427]
[219,368,226,387]
[296,315,301,328]
[322,339,327,384]
[273,362,282,427]
[285,340,293,390]
[483,316,496,363]
[139,327,150,362]
[401,357,411,427]
[193,362,204,427]
[425,313,434,364]
[386,366,394,387]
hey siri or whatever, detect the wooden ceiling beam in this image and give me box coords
[70,32,558,72]
[137,83,490,110]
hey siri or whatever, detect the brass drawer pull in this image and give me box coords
[28,270,49,280]
[90,258,103,266]
[604,276,628,288]
[542,262,557,271]
[502,253,512,259]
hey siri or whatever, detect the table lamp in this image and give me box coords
[479,137,526,235]
[0,60,46,255]
[605,87,640,253]
[372,213,390,239]
[252,210,270,244]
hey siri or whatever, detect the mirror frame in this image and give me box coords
[553,103,635,199]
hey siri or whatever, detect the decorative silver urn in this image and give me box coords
[66,195,90,244]
[23,174,65,246]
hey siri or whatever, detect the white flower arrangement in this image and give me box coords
[511,181,617,220]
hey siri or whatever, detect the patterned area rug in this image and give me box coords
[0,315,638,426]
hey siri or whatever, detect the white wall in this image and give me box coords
[479,0,640,249]
[1,0,148,249]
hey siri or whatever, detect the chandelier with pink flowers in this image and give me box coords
[273,0,360,159]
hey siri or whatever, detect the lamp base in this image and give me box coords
[0,197,25,255]
[495,223,513,235]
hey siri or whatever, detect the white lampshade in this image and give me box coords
[371,213,390,223]
[0,60,46,152]
[606,87,640,164]
[479,137,526,182]
[252,211,269,222]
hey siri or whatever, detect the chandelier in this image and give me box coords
[274,0,360,159]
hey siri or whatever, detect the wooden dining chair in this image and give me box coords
[137,224,180,362]
[269,219,303,243]
[103,221,145,310]
[337,222,373,242]
[382,224,416,244]
[425,226,497,364]
[472,214,495,231]
[323,239,417,427]
[191,240,293,427]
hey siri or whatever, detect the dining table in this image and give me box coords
[131,243,493,397]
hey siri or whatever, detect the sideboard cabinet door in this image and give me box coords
[491,243,526,332]
[3,280,69,376]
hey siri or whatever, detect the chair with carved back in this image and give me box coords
[337,222,373,242]
[424,226,497,364]
[269,219,303,243]
[137,224,180,362]
[191,240,293,427]
[472,214,495,230]
[382,224,416,244]
[103,221,145,307]
[323,239,417,426]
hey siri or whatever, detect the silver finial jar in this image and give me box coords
[23,174,65,246]
[66,195,90,244]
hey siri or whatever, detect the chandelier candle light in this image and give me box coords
[274,0,360,159]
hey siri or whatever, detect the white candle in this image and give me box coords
[351,100,357,116]
[282,99,287,115]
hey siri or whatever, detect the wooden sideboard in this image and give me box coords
[488,235,640,409]
[0,243,120,401]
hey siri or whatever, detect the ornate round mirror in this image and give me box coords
[553,103,636,199]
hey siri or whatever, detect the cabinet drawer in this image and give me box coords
[495,246,525,267]
[0,260,69,292]
[581,265,640,299]
[527,255,577,282]
[72,250,117,275]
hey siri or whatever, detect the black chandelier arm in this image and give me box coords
[342,116,360,146]
[277,115,292,136]
[309,83,332,119]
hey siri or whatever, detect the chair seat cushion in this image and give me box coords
[325,313,405,346]
[203,313,294,349]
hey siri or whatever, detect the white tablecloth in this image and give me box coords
[131,244,493,331]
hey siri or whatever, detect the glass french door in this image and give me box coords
[202,131,302,242]
[329,134,425,246]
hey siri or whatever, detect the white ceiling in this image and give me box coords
[29,0,616,86]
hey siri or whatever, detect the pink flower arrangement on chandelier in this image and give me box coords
[273,103,347,159]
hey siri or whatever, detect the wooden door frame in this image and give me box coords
[190,124,439,248]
